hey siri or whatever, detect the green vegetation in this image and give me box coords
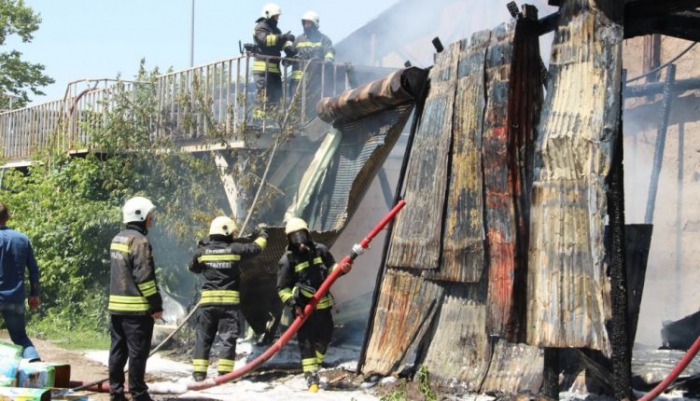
[379,365,437,401]
[1,63,269,347]
[0,0,54,109]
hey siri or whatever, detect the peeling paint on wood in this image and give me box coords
[526,0,623,355]
[386,42,461,270]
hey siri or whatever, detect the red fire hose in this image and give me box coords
[638,334,700,401]
[187,199,406,391]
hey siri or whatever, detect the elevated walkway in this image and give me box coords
[0,54,394,167]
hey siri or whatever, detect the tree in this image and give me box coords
[0,0,54,110]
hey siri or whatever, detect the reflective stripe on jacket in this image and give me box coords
[253,18,293,75]
[288,31,335,80]
[109,224,163,315]
[189,235,267,306]
[277,242,337,310]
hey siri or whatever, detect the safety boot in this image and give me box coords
[305,372,320,393]
[109,394,127,401]
[192,372,207,382]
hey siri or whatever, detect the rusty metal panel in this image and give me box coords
[422,282,490,392]
[386,41,461,270]
[316,67,428,125]
[526,0,623,354]
[480,339,544,394]
[481,23,518,338]
[426,31,490,283]
[362,269,445,375]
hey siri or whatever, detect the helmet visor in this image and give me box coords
[288,230,310,248]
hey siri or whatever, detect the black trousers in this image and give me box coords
[253,71,282,111]
[109,314,154,401]
[193,305,239,372]
[297,308,333,373]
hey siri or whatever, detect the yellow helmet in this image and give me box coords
[285,217,308,235]
[209,216,238,236]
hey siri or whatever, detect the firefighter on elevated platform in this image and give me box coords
[252,3,295,121]
[108,196,163,401]
[286,11,335,119]
[277,217,346,392]
[189,216,268,382]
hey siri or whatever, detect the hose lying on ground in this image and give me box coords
[148,199,407,394]
[637,334,700,401]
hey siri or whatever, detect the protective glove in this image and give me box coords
[281,32,295,43]
[253,223,269,239]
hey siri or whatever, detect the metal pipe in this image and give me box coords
[644,64,676,224]
[675,122,684,313]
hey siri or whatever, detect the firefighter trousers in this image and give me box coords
[297,308,333,375]
[253,71,282,119]
[193,305,240,374]
[109,315,154,401]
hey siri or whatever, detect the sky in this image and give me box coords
[10,1,400,103]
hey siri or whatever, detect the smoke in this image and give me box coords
[622,37,700,347]
[335,0,557,69]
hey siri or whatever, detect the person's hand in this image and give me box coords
[294,306,304,318]
[281,32,295,43]
[255,223,269,238]
[28,296,40,312]
[152,311,163,320]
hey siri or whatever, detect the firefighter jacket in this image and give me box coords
[277,242,338,311]
[288,30,335,81]
[253,18,293,76]
[189,234,267,306]
[108,223,163,316]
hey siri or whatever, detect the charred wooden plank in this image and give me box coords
[361,269,445,375]
[426,31,490,283]
[386,42,461,270]
[526,0,624,355]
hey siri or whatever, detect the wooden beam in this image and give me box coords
[624,11,700,41]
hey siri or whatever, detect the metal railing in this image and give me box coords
[0,54,352,162]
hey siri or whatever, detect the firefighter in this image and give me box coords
[189,217,269,382]
[277,217,346,393]
[108,197,163,401]
[252,3,295,121]
[287,11,335,119]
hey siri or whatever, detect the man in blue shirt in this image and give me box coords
[0,203,40,361]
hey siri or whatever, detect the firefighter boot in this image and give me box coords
[192,372,206,382]
[305,372,320,393]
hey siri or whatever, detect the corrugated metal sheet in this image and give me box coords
[526,0,623,354]
[422,282,489,391]
[482,23,518,338]
[426,31,489,284]
[480,339,543,394]
[362,269,445,375]
[316,67,427,125]
[386,42,461,270]
[362,12,546,395]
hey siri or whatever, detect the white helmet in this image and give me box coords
[209,216,238,236]
[301,11,320,28]
[123,197,156,224]
[285,217,308,235]
[262,3,282,19]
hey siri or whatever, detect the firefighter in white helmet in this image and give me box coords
[286,11,336,119]
[252,3,295,121]
[276,217,346,392]
[108,196,163,401]
[189,217,268,382]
